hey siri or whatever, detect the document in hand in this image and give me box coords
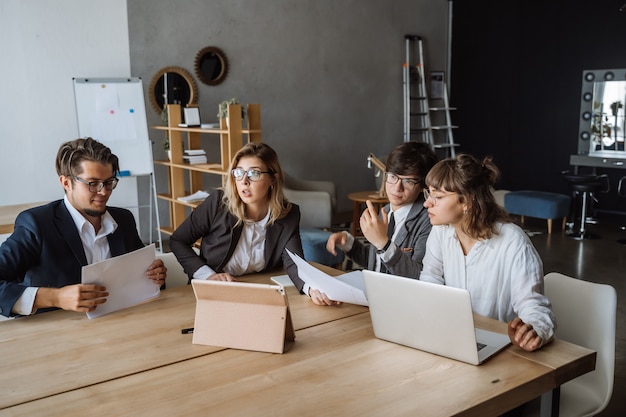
[286,249,368,306]
[81,244,160,319]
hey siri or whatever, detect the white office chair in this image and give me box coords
[283,172,337,229]
[524,272,616,417]
[283,172,344,267]
[156,251,189,289]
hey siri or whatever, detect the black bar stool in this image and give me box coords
[562,171,609,240]
[617,177,626,245]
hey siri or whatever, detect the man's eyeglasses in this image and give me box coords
[385,172,420,190]
[231,168,272,182]
[423,188,455,206]
[72,176,119,193]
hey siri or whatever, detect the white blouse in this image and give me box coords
[419,222,556,344]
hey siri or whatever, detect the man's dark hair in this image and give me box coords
[386,141,439,188]
[55,137,120,177]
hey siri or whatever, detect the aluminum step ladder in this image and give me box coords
[403,35,458,157]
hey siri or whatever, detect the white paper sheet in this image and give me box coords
[270,274,295,287]
[81,244,160,318]
[286,250,368,306]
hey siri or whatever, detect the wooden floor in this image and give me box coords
[501,214,625,417]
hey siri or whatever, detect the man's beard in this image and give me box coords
[84,208,106,217]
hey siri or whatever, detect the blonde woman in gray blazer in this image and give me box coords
[170,143,306,292]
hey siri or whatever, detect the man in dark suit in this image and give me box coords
[0,138,167,317]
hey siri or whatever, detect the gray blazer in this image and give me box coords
[169,189,306,292]
[345,195,432,279]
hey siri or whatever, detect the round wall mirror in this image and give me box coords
[148,66,199,114]
[194,46,229,86]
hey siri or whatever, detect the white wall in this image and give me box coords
[0,0,131,206]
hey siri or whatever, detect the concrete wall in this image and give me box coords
[128,0,450,214]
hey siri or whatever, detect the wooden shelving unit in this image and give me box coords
[152,103,261,235]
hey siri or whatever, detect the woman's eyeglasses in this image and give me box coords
[423,188,455,206]
[231,168,272,182]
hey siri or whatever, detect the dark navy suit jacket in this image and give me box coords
[0,200,144,317]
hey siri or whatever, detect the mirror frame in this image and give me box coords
[148,66,199,114]
[194,46,229,86]
[578,69,626,155]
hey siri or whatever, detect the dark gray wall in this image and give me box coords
[450,0,626,214]
[127,0,450,215]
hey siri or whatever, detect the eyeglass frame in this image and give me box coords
[231,168,273,182]
[423,188,456,206]
[384,172,421,190]
[72,175,119,193]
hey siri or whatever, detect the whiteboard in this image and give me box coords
[73,77,153,175]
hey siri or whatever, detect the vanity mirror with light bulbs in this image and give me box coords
[571,69,626,170]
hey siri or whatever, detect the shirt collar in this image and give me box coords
[63,195,117,235]
[388,203,411,224]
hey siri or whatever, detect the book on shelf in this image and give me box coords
[183,155,208,164]
[184,149,207,156]
[177,190,210,202]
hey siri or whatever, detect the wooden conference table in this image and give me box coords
[0,266,595,416]
[0,202,47,234]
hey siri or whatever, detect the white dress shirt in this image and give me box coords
[193,211,269,279]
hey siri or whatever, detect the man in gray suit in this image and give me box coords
[0,138,167,317]
[317,142,438,305]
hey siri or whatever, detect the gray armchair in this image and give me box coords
[283,172,337,229]
[283,172,343,267]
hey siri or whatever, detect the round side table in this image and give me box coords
[347,191,389,236]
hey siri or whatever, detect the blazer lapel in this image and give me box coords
[54,202,88,266]
[216,222,243,272]
[264,220,285,269]
[395,200,426,245]
[107,226,126,257]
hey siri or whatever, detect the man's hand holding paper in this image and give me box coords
[81,244,163,318]
[286,250,368,306]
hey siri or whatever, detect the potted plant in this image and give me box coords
[217,98,246,125]
[161,106,172,160]
[163,137,171,160]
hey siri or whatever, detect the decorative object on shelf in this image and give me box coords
[217,97,245,119]
[162,108,170,159]
[194,46,229,86]
[163,137,171,160]
[217,98,246,122]
[366,153,387,199]
[148,66,199,114]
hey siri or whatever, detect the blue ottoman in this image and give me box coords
[504,190,571,234]
[300,227,344,267]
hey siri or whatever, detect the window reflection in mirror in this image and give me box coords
[591,81,626,151]
[148,66,198,114]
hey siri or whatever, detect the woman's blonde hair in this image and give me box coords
[425,153,509,239]
[222,142,292,226]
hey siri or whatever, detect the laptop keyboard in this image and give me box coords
[477,342,487,351]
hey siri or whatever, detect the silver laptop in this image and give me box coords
[363,270,511,365]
